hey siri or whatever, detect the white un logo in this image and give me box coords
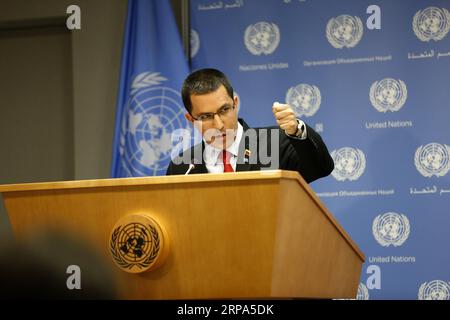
[413,7,450,42]
[285,84,321,117]
[190,29,200,58]
[119,72,189,176]
[418,280,450,300]
[414,143,450,178]
[244,21,280,55]
[331,147,366,181]
[326,15,363,48]
[369,78,407,112]
[372,212,410,247]
[356,283,369,300]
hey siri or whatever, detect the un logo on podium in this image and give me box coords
[331,147,366,181]
[119,72,189,176]
[415,143,450,178]
[285,84,321,117]
[326,15,363,48]
[413,7,450,42]
[244,21,280,55]
[110,214,169,273]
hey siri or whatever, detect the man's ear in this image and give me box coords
[185,113,194,123]
[234,95,239,113]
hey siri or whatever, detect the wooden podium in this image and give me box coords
[0,170,364,299]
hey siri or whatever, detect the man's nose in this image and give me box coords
[213,114,225,130]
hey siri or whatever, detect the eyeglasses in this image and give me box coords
[191,103,235,123]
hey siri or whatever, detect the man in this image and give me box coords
[166,68,334,183]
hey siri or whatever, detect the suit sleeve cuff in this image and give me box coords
[286,119,307,140]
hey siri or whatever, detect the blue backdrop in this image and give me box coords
[190,0,450,299]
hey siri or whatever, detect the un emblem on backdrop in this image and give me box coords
[326,15,363,48]
[244,21,280,55]
[369,78,407,112]
[285,84,321,117]
[356,283,370,300]
[414,143,450,178]
[418,280,450,300]
[190,29,200,58]
[372,212,410,247]
[413,7,450,42]
[331,147,366,181]
[119,72,189,176]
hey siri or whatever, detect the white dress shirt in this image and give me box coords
[204,122,243,173]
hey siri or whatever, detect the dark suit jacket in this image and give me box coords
[166,119,334,183]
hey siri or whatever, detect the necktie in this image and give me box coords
[222,150,234,173]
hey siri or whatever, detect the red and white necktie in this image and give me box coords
[222,150,234,173]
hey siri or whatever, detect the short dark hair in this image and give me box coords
[181,68,234,113]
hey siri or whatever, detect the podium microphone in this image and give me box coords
[185,163,195,175]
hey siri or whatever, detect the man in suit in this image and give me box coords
[166,68,334,183]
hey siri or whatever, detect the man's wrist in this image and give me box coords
[285,120,303,136]
[296,120,305,137]
[284,119,307,140]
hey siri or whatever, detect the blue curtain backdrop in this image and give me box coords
[190,0,450,299]
[111,0,190,177]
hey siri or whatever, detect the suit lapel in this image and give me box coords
[190,163,208,174]
[236,119,254,172]
[236,161,251,172]
[189,142,208,174]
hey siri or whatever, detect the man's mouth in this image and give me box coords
[214,133,227,139]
